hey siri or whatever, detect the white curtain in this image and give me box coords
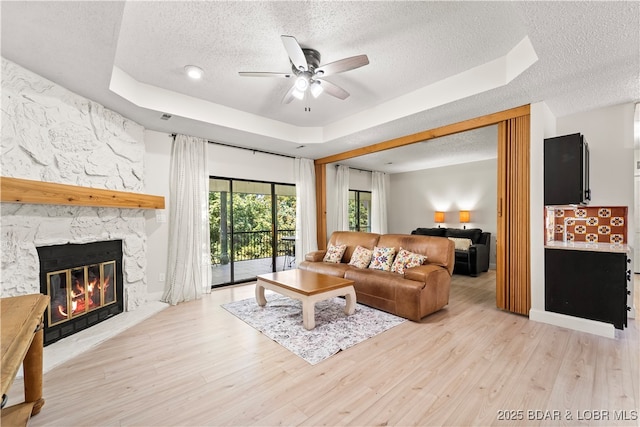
[335,165,350,231]
[295,158,318,263]
[371,171,388,234]
[162,134,211,305]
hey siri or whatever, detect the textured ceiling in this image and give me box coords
[113,1,527,127]
[1,1,638,173]
[343,126,498,174]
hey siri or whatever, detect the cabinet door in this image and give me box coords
[545,249,627,329]
[544,133,585,205]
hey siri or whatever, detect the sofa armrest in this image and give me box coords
[305,250,326,262]
[468,243,490,275]
[404,264,448,283]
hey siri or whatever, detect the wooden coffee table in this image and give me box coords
[255,269,356,330]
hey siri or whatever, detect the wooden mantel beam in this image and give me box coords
[0,177,165,210]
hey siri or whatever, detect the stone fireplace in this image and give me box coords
[1,58,153,340]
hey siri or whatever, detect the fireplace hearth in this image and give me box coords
[37,240,124,346]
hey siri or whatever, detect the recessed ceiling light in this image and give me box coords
[184,65,204,80]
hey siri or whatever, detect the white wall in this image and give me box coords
[529,101,557,313]
[144,131,297,297]
[388,159,498,266]
[143,130,172,298]
[207,144,295,184]
[349,168,374,191]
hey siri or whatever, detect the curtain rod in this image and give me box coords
[170,134,296,159]
[336,164,373,173]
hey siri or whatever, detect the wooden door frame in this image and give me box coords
[313,104,531,314]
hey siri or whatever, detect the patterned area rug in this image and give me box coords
[222,292,406,365]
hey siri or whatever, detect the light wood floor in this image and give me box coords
[10,271,639,426]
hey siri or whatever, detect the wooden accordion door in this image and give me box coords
[496,115,531,315]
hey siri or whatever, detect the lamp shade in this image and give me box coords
[459,210,470,223]
[434,211,445,223]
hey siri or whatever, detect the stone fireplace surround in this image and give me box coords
[2,199,168,376]
[1,57,167,375]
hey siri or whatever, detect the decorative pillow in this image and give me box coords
[391,248,427,274]
[368,246,397,271]
[348,245,373,269]
[448,237,473,251]
[445,228,482,244]
[323,243,347,263]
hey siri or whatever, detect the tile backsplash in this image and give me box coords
[545,206,628,244]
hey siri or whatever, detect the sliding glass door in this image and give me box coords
[209,178,296,287]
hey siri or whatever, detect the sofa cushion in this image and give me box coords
[345,268,398,301]
[448,237,472,251]
[323,243,347,263]
[391,248,427,274]
[348,245,373,269]
[327,231,380,263]
[377,234,454,275]
[368,246,396,271]
[411,227,446,237]
[444,228,482,244]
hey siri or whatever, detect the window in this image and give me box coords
[349,190,371,232]
[209,177,296,286]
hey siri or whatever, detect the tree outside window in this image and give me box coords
[349,190,371,232]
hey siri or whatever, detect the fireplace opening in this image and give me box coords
[37,240,124,346]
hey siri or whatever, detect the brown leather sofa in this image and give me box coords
[298,231,455,321]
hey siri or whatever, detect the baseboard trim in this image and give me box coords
[529,308,615,339]
[147,291,164,302]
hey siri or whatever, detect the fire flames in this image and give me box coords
[52,268,112,322]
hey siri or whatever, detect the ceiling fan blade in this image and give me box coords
[238,72,293,78]
[317,79,350,100]
[281,35,308,71]
[281,83,297,104]
[315,55,369,77]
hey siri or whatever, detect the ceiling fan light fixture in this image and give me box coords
[184,65,204,80]
[292,88,305,100]
[310,81,324,98]
[294,75,309,91]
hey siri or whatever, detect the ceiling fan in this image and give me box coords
[239,35,369,103]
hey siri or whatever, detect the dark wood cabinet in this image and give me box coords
[544,133,590,205]
[545,248,629,329]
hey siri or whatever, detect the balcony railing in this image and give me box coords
[212,229,295,264]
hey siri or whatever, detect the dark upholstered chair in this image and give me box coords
[411,227,491,277]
